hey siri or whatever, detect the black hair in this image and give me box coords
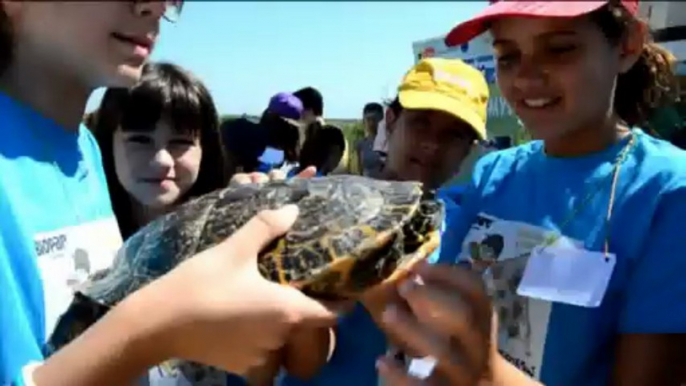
[259,110,302,162]
[386,97,403,116]
[669,127,686,150]
[0,5,13,75]
[363,102,384,115]
[92,62,231,239]
[299,122,345,175]
[589,2,679,127]
[293,87,324,116]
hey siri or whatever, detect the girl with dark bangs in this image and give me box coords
[93,62,232,240]
[0,2,334,386]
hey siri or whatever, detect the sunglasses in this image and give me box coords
[163,0,184,23]
[131,1,184,23]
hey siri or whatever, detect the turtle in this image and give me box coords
[45,175,444,383]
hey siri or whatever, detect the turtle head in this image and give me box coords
[401,193,444,257]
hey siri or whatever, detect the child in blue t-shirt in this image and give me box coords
[376,1,686,386]
[274,58,490,386]
[0,3,335,386]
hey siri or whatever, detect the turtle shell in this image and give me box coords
[45,175,443,358]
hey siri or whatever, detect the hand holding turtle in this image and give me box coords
[35,175,441,386]
[129,205,338,373]
[375,262,498,386]
[32,206,337,386]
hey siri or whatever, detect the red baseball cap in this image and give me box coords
[445,1,639,47]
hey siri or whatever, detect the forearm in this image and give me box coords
[491,355,543,386]
[32,291,165,386]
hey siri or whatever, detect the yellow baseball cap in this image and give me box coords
[398,58,489,140]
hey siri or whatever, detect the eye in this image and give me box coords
[125,135,152,145]
[408,115,431,132]
[495,52,519,70]
[547,44,577,56]
[168,137,196,148]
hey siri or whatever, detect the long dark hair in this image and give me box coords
[589,2,679,128]
[0,5,12,75]
[92,62,231,239]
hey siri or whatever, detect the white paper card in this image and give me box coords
[516,245,616,308]
[407,356,437,380]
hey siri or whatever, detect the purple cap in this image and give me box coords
[267,92,303,120]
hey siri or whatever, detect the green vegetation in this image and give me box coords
[338,121,366,175]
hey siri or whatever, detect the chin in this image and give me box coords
[137,192,181,210]
[104,64,145,88]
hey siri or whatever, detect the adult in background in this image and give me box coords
[293,87,324,125]
[222,92,304,174]
[297,122,346,176]
[293,86,351,174]
[355,102,385,177]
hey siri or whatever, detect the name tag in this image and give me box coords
[516,245,616,308]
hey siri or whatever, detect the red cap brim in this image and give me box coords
[445,1,639,47]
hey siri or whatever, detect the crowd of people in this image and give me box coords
[1,1,686,386]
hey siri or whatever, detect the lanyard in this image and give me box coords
[541,132,636,259]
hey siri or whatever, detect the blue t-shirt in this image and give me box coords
[444,129,686,385]
[277,187,465,386]
[0,93,122,384]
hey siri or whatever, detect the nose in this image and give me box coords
[512,57,548,91]
[132,1,172,19]
[417,133,440,155]
[149,147,174,172]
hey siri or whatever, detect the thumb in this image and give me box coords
[295,166,317,179]
[221,204,299,258]
[272,284,338,327]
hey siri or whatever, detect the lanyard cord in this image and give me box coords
[541,132,636,259]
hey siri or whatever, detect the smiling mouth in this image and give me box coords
[520,97,562,110]
[111,32,154,53]
[141,178,175,184]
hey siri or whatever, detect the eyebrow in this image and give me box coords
[492,30,578,48]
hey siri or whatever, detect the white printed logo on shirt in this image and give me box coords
[34,217,123,339]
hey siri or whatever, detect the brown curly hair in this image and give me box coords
[589,2,679,128]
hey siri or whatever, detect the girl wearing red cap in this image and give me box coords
[377,1,686,385]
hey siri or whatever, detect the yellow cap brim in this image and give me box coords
[399,90,486,140]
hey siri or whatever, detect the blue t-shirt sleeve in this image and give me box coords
[0,227,44,385]
[619,185,686,332]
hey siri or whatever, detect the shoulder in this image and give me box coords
[79,124,102,156]
[320,126,346,147]
[471,141,543,188]
[631,129,686,192]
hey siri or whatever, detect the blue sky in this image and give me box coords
[86,1,487,119]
